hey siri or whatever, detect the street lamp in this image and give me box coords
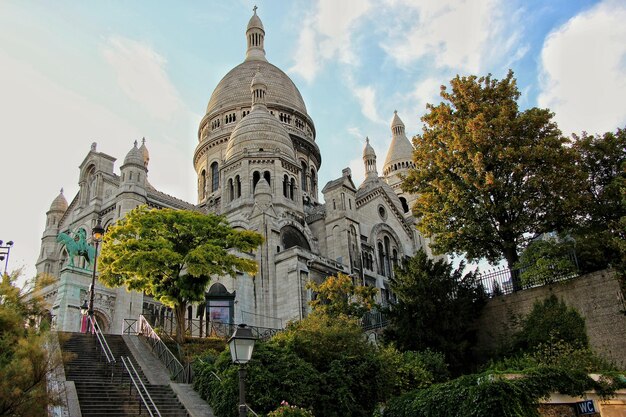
[87,220,105,332]
[0,240,14,275]
[228,323,256,417]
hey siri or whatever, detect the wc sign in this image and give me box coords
[575,400,596,415]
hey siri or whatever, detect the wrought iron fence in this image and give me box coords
[478,264,580,297]
[361,310,388,331]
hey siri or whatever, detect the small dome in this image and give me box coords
[247,7,264,31]
[254,177,272,196]
[49,189,68,212]
[139,137,150,167]
[391,110,405,129]
[384,112,414,174]
[363,137,376,158]
[225,108,296,161]
[123,140,144,166]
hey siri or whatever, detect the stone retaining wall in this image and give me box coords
[475,269,626,368]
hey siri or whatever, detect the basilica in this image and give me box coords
[35,9,436,333]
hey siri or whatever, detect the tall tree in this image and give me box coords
[99,206,263,343]
[570,128,625,272]
[383,251,486,375]
[1,271,58,417]
[403,70,583,270]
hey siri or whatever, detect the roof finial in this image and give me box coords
[134,139,138,148]
[142,137,146,145]
[253,5,258,14]
[394,109,397,114]
[60,187,64,194]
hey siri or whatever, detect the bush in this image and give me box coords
[513,295,588,353]
[268,401,314,417]
[194,313,436,417]
[382,366,626,417]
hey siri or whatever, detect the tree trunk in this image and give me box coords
[174,303,187,344]
[503,244,521,291]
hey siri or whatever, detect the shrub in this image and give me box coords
[268,401,314,417]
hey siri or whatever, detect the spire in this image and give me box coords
[384,111,415,177]
[139,137,150,168]
[391,110,405,137]
[250,67,268,110]
[245,6,267,62]
[363,137,378,178]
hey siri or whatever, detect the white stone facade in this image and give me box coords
[36,9,439,333]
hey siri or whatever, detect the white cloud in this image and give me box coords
[412,77,442,113]
[353,84,382,123]
[102,35,184,120]
[379,0,518,73]
[538,0,626,136]
[289,0,372,81]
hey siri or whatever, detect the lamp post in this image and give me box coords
[87,220,105,332]
[0,240,14,275]
[228,323,256,417]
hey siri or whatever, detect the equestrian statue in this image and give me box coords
[57,228,96,270]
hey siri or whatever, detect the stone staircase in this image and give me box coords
[61,332,190,417]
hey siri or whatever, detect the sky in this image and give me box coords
[1,0,625,279]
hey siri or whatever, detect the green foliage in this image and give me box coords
[268,402,314,417]
[99,206,263,342]
[513,295,588,353]
[517,239,577,287]
[0,272,59,416]
[307,273,377,319]
[570,127,626,273]
[194,313,436,417]
[382,366,626,417]
[403,70,583,269]
[383,250,486,375]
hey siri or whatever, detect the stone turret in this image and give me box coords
[36,189,68,275]
[363,137,378,179]
[116,140,148,219]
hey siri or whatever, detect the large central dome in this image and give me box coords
[205,60,307,116]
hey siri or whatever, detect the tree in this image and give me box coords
[403,70,583,271]
[99,206,263,343]
[570,128,626,272]
[306,273,377,319]
[0,271,59,416]
[383,250,486,375]
[516,238,578,287]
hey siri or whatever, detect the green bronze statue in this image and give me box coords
[57,228,96,270]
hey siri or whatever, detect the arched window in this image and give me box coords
[211,162,219,192]
[264,171,271,187]
[384,236,391,277]
[399,197,409,213]
[228,179,234,201]
[310,169,316,196]
[200,169,207,199]
[301,162,307,191]
[289,178,295,200]
[280,225,311,251]
[377,242,385,276]
[235,175,241,198]
[283,175,288,197]
[253,171,261,192]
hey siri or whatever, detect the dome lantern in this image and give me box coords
[245,6,266,62]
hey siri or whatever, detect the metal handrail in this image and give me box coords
[137,315,190,383]
[90,316,116,365]
[121,356,162,417]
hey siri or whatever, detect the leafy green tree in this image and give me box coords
[517,239,577,287]
[570,128,626,272]
[0,271,59,417]
[99,206,263,343]
[307,272,377,319]
[403,70,583,272]
[383,250,486,375]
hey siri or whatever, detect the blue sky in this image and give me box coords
[1,0,625,278]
